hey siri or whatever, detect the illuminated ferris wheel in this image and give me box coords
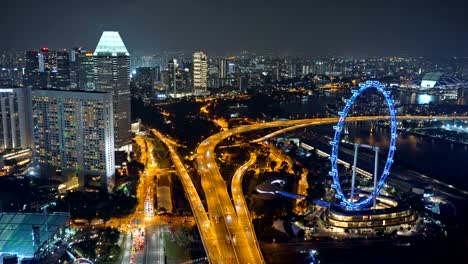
[328,81,397,210]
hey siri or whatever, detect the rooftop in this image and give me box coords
[422,72,444,82]
[0,212,69,257]
[420,72,465,89]
[94,31,129,57]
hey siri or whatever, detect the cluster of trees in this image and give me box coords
[73,227,121,263]
[132,97,220,149]
[302,152,329,200]
[54,190,137,221]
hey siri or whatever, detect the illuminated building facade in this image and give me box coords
[32,89,115,192]
[322,199,418,229]
[23,48,70,90]
[0,87,33,150]
[420,72,465,90]
[321,81,417,232]
[0,67,22,87]
[94,31,131,149]
[24,51,46,89]
[193,51,208,92]
[77,51,96,91]
[50,50,70,89]
[219,59,227,79]
[167,58,178,95]
[134,67,157,99]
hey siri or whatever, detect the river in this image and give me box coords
[277,90,468,191]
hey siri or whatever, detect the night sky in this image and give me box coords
[1,0,467,56]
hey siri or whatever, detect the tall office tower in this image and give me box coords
[302,64,311,76]
[0,68,10,81]
[228,62,235,75]
[167,58,178,95]
[236,71,249,91]
[70,48,91,90]
[207,65,220,88]
[0,68,22,87]
[179,62,192,93]
[0,87,33,150]
[135,67,156,87]
[23,48,69,89]
[134,67,156,99]
[160,70,169,88]
[219,59,227,79]
[192,51,208,92]
[32,89,115,191]
[289,63,297,78]
[23,51,46,89]
[154,66,161,82]
[94,31,131,149]
[39,48,57,72]
[272,61,280,81]
[219,59,230,87]
[50,50,70,89]
[77,51,96,91]
[69,48,80,89]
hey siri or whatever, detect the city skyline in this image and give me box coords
[1,1,468,263]
[2,0,468,57]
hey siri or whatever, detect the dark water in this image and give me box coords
[277,91,468,191]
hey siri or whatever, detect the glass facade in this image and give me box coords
[322,203,418,229]
[94,31,131,148]
[0,87,33,150]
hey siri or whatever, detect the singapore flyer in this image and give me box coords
[329,81,397,209]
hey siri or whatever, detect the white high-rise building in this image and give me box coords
[94,31,131,149]
[0,87,33,150]
[32,89,115,192]
[193,51,208,92]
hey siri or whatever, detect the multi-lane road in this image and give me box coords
[118,115,468,264]
[194,115,468,263]
[143,225,165,264]
[231,153,263,259]
[115,136,171,264]
[151,129,223,264]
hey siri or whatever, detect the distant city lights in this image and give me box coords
[442,124,468,133]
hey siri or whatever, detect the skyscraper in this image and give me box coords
[179,62,193,93]
[167,58,178,96]
[23,51,46,89]
[69,48,80,89]
[38,48,56,72]
[193,51,208,93]
[134,67,156,100]
[219,59,227,79]
[219,59,229,87]
[93,31,131,149]
[0,87,33,150]
[23,48,70,90]
[154,66,161,82]
[0,67,22,87]
[32,89,115,191]
[228,62,235,75]
[77,51,96,91]
[50,50,70,89]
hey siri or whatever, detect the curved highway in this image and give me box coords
[230,153,264,262]
[195,115,468,263]
[151,130,225,264]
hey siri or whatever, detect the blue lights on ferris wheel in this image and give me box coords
[329,81,397,209]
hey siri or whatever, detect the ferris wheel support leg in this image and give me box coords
[373,147,379,208]
[350,144,359,201]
